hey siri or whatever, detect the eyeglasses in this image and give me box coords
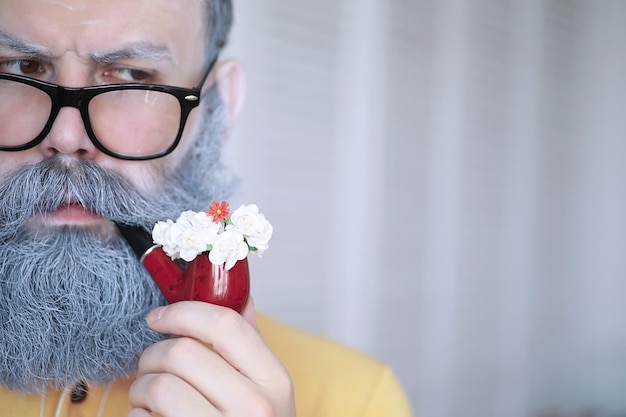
[0,58,216,160]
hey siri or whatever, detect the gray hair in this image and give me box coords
[205,0,234,63]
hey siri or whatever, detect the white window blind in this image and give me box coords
[224,1,626,415]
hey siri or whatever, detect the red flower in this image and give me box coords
[208,200,230,223]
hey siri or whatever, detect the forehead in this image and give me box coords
[0,0,206,66]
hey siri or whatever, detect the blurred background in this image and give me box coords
[221,1,626,416]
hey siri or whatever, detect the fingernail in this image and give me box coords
[147,306,166,324]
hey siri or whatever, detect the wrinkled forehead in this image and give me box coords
[0,0,207,66]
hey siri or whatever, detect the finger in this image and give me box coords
[129,372,218,417]
[136,336,256,411]
[147,302,288,385]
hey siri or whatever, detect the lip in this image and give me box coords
[44,203,104,226]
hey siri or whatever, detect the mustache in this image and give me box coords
[0,157,165,239]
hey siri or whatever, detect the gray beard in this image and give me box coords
[0,88,237,393]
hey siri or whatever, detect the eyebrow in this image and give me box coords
[90,42,176,65]
[0,29,52,59]
[0,30,174,65]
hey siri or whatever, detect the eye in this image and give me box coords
[104,67,152,83]
[0,59,45,76]
[126,69,149,81]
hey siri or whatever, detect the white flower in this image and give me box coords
[151,211,220,262]
[173,211,220,262]
[209,229,249,270]
[152,219,180,259]
[228,204,273,256]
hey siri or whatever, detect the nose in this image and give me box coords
[38,106,100,160]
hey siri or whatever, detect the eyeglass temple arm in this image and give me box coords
[195,54,219,89]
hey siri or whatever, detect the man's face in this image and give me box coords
[0,0,209,229]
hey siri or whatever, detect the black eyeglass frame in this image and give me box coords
[0,57,217,160]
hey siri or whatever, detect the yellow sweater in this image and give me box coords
[0,314,414,417]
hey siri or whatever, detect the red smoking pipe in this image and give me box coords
[115,223,250,313]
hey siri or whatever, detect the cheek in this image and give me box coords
[0,151,46,180]
[0,159,21,180]
[100,159,171,194]
[105,113,203,192]
[140,109,204,182]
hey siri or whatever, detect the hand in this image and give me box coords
[127,299,296,417]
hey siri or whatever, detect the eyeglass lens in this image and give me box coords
[0,78,51,147]
[89,89,181,157]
